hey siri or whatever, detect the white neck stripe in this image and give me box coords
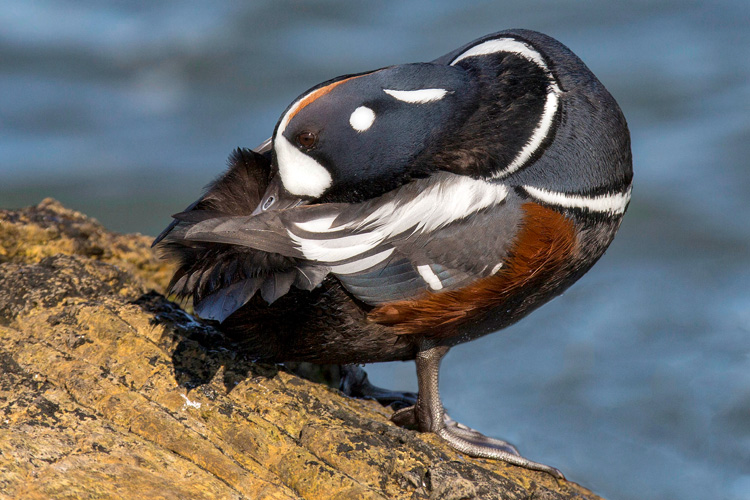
[450,38,549,70]
[523,185,632,215]
[496,86,559,179]
[450,37,561,179]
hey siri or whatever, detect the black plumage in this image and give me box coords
[154,29,632,477]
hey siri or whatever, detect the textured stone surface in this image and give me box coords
[0,199,604,500]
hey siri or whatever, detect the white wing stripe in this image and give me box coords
[291,175,509,264]
[524,185,632,214]
[330,248,395,275]
[288,231,383,261]
[294,215,339,233]
[357,175,508,234]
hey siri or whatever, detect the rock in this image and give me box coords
[0,199,604,500]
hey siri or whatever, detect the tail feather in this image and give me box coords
[194,278,263,323]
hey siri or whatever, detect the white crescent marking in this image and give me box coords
[450,38,549,69]
[383,88,449,104]
[274,134,332,197]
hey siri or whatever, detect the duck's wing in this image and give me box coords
[185,172,522,307]
[153,147,328,323]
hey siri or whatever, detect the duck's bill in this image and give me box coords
[252,175,306,215]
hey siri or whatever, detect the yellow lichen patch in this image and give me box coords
[0,201,606,500]
[0,198,174,292]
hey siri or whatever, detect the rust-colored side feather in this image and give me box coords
[369,203,577,336]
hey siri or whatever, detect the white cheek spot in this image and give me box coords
[349,106,376,132]
[383,88,449,104]
[274,134,332,197]
[491,263,503,275]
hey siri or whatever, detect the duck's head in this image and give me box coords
[256,30,632,214]
[256,62,478,210]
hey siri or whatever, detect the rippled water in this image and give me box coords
[2,2,749,498]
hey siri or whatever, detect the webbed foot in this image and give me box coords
[391,404,561,477]
[394,343,565,479]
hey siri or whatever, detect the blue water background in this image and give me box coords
[1,1,749,498]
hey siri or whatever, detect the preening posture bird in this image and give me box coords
[154,29,632,477]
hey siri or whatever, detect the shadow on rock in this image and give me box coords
[132,291,399,406]
[132,291,280,392]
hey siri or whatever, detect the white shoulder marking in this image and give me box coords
[349,106,376,132]
[274,134,332,197]
[450,37,561,179]
[383,88,449,104]
[523,185,633,215]
[290,174,509,264]
[417,265,443,290]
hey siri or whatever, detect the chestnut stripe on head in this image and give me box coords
[369,202,577,335]
[278,75,364,134]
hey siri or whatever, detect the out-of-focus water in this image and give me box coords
[2,1,749,498]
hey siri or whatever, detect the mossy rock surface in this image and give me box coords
[0,200,604,500]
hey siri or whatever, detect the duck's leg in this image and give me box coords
[391,341,564,479]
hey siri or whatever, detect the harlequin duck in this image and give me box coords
[154,29,632,478]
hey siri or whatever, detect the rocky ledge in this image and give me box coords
[0,199,603,500]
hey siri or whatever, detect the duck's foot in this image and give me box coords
[396,342,564,480]
[391,408,520,455]
[339,364,417,410]
[391,404,562,477]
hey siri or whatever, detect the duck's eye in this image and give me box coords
[295,131,318,149]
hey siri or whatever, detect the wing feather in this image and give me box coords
[179,172,520,306]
